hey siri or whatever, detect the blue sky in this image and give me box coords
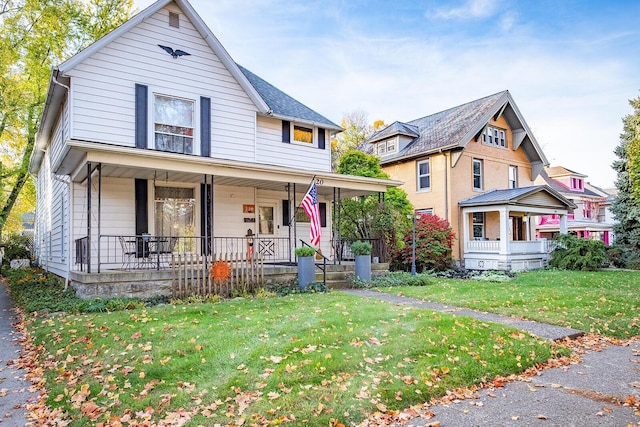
[136,0,639,188]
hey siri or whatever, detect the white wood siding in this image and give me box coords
[67,5,258,161]
[256,116,331,172]
[33,150,70,278]
[49,98,70,172]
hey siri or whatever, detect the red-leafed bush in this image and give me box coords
[392,214,455,272]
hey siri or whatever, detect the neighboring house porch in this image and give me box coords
[459,186,575,271]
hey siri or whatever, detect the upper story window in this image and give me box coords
[417,159,430,191]
[509,165,518,189]
[570,177,584,191]
[376,138,397,156]
[416,208,433,216]
[482,125,506,148]
[473,158,483,190]
[293,125,314,144]
[154,94,194,154]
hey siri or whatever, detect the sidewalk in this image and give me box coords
[344,289,640,426]
[0,280,38,426]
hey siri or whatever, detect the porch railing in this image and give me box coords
[73,235,292,272]
[335,238,387,263]
[466,239,549,254]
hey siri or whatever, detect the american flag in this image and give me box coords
[300,181,321,246]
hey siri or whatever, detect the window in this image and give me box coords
[417,159,430,190]
[472,212,485,238]
[473,159,483,190]
[154,95,194,154]
[376,138,397,156]
[482,126,506,148]
[570,177,583,191]
[154,186,195,238]
[416,208,433,216]
[293,125,314,144]
[258,205,275,235]
[509,165,517,189]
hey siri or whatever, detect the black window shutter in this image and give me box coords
[200,97,211,157]
[318,128,326,149]
[134,179,148,255]
[282,120,290,143]
[319,202,327,227]
[135,84,148,148]
[282,199,290,226]
[201,184,212,254]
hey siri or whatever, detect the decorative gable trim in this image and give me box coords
[512,129,526,150]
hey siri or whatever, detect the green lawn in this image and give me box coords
[26,292,564,426]
[378,270,640,338]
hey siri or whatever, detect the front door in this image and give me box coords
[510,216,524,241]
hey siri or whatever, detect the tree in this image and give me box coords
[0,0,134,238]
[610,94,640,266]
[336,151,413,261]
[331,111,385,171]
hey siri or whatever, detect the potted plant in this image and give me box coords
[351,240,372,281]
[295,246,316,289]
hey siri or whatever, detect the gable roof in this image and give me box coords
[32,0,340,172]
[368,121,420,141]
[369,90,548,174]
[458,185,576,209]
[544,165,587,178]
[238,65,340,130]
[537,168,603,198]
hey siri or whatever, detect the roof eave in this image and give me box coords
[265,112,342,132]
[379,143,460,166]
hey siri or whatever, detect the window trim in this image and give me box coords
[152,92,198,155]
[473,158,483,190]
[481,125,507,148]
[472,212,485,239]
[377,138,397,156]
[416,158,431,191]
[509,165,518,189]
[291,123,317,147]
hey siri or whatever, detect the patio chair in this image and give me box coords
[119,236,137,270]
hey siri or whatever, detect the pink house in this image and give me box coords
[534,166,614,245]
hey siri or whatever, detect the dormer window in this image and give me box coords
[376,138,397,156]
[570,177,583,191]
[482,126,506,148]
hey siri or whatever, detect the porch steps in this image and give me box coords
[316,263,390,289]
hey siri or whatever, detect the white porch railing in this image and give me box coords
[466,239,548,254]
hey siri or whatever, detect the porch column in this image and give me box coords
[559,214,568,234]
[461,208,470,254]
[499,207,509,255]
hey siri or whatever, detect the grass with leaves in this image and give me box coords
[378,269,640,338]
[22,291,567,426]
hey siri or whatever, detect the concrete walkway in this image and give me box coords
[343,289,584,341]
[344,289,640,426]
[0,281,38,426]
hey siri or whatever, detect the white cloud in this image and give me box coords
[428,0,500,20]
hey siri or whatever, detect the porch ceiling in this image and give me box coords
[62,140,402,198]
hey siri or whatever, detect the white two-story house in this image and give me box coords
[29,0,399,297]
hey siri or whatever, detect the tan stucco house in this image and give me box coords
[369,91,575,271]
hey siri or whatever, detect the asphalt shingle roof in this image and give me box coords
[458,186,544,206]
[237,64,340,130]
[538,169,601,198]
[370,91,508,162]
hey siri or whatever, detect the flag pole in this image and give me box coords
[289,175,317,226]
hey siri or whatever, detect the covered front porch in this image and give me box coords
[459,186,575,271]
[59,142,400,296]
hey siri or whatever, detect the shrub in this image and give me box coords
[549,234,607,271]
[351,271,433,289]
[265,281,329,296]
[1,233,32,263]
[294,246,316,257]
[350,240,372,256]
[392,214,455,272]
[606,244,640,269]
